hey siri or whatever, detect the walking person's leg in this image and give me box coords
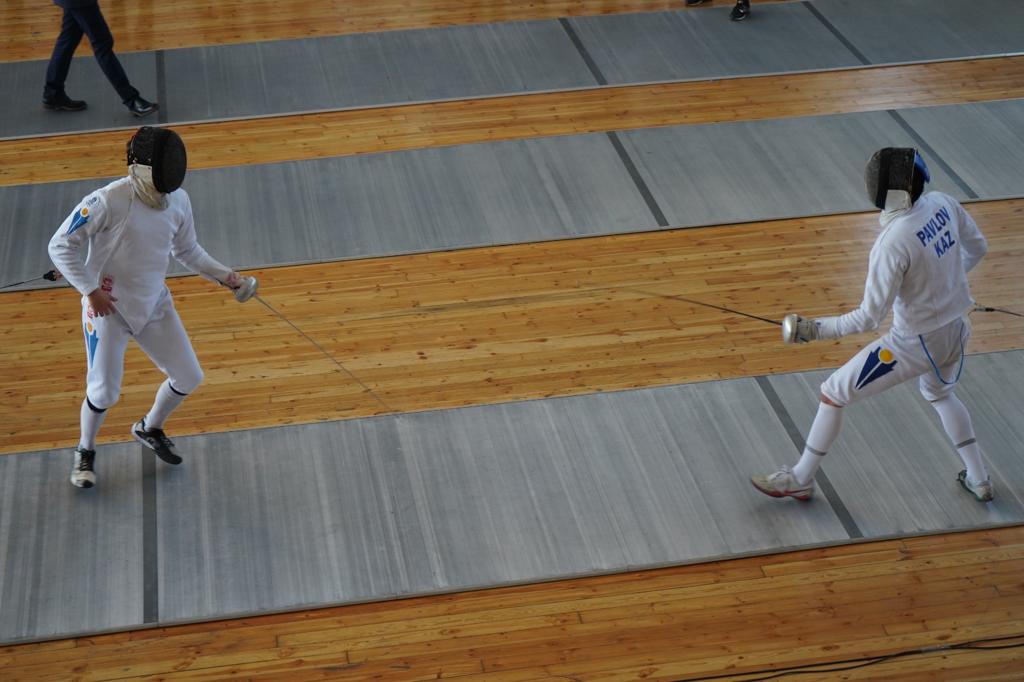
[43,10,87,110]
[72,4,138,104]
[72,4,158,115]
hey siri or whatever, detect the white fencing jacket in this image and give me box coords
[48,177,232,334]
[817,191,987,339]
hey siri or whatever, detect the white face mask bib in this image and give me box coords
[880,205,911,227]
[129,163,168,210]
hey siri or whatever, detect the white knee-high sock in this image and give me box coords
[792,402,844,485]
[145,379,188,430]
[79,398,107,450]
[931,394,988,483]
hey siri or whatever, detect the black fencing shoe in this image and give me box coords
[731,0,750,20]
[126,96,159,118]
[132,418,183,465]
[43,93,87,111]
[71,447,96,488]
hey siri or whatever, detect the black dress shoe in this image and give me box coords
[43,93,87,111]
[730,0,751,20]
[685,0,711,5]
[126,96,159,117]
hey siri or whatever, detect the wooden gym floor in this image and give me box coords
[1,0,1023,679]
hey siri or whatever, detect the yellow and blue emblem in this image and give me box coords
[84,320,99,367]
[855,346,897,390]
[67,206,90,235]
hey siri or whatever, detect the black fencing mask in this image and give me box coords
[126,126,187,193]
[864,147,930,211]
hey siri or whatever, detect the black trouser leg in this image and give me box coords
[73,5,139,103]
[43,10,84,100]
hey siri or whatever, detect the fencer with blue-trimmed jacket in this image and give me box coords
[49,176,232,334]
[814,191,987,406]
[817,191,987,339]
[48,176,233,409]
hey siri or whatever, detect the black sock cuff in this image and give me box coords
[167,382,188,397]
[85,397,107,413]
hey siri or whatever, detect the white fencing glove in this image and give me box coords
[225,271,258,303]
[781,313,820,344]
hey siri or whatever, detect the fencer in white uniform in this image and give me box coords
[751,147,994,502]
[49,126,254,488]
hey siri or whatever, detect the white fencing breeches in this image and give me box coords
[820,316,970,407]
[82,292,203,409]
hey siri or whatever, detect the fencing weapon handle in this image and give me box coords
[781,313,798,344]
[233,275,258,303]
[0,269,62,290]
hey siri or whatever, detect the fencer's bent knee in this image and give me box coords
[919,379,956,403]
[87,389,119,411]
[85,396,108,413]
[170,366,203,395]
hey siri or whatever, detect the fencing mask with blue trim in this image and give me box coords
[865,147,930,210]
